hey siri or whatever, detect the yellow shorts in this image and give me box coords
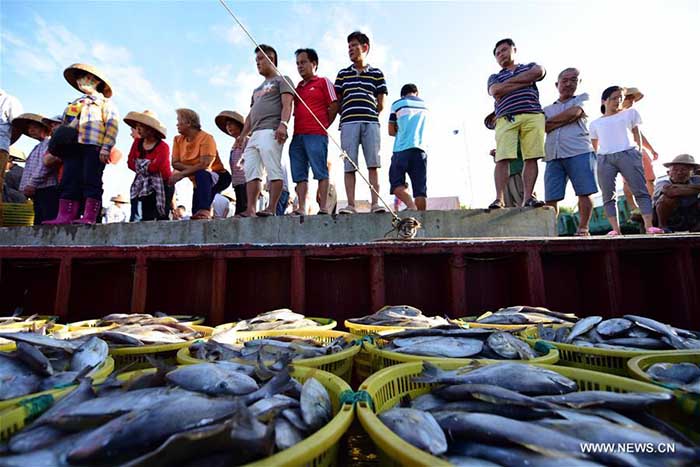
[494,113,545,162]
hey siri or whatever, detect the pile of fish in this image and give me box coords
[0,360,333,466]
[377,326,546,360]
[466,306,579,326]
[646,361,700,394]
[77,313,196,327]
[0,314,57,346]
[348,305,450,328]
[0,333,108,401]
[54,317,205,346]
[379,361,699,466]
[190,335,351,363]
[214,309,324,341]
[537,315,700,351]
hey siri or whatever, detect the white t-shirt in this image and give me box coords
[589,108,642,155]
[212,193,230,218]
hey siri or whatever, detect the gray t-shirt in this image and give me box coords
[249,76,294,133]
[543,93,594,161]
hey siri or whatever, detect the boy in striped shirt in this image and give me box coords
[334,31,388,214]
[487,38,546,209]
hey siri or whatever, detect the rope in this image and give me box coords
[19,394,55,419]
[217,0,421,238]
[339,389,375,409]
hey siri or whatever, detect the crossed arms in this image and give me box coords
[488,64,545,101]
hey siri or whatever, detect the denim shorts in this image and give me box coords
[340,122,381,172]
[544,151,598,202]
[389,148,427,198]
[289,134,329,183]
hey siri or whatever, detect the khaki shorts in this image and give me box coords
[243,129,284,182]
[495,113,545,161]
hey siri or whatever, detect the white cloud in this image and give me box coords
[92,43,131,64]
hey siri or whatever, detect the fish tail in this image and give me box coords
[413,362,442,382]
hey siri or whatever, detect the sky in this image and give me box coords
[2,0,699,212]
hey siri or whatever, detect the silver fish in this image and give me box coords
[165,363,259,396]
[274,417,303,451]
[378,408,447,455]
[647,363,700,385]
[0,353,41,400]
[300,378,332,430]
[487,332,536,360]
[537,390,674,410]
[596,318,633,338]
[70,336,108,373]
[564,316,602,343]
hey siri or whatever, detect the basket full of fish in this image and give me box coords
[178,329,361,383]
[459,305,579,331]
[522,315,700,376]
[0,333,113,411]
[0,361,354,467]
[363,325,559,372]
[57,314,213,370]
[212,309,336,338]
[357,360,699,467]
[0,319,66,351]
[628,351,700,441]
[68,313,205,329]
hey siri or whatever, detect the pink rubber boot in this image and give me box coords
[42,198,80,225]
[73,198,101,225]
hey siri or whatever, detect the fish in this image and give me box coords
[228,402,275,463]
[390,337,483,358]
[70,336,108,373]
[486,332,536,360]
[348,305,450,328]
[378,408,448,455]
[250,394,299,419]
[436,383,558,410]
[564,316,602,343]
[165,363,259,396]
[300,377,332,430]
[429,399,558,420]
[449,441,607,467]
[470,306,578,325]
[0,353,41,400]
[0,332,79,352]
[414,362,578,395]
[536,391,674,410]
[274,417,304,451]
[623,315,689,350]
[15,342,53,376]
[603,337,668,350]
[596,318,633,338]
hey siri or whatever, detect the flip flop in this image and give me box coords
[317,210,329,215]
[289,210,305,216]
[256,210,275,217]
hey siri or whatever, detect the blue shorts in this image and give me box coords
[544,152,598,202]
[389,148,427,198]
[289,134,329,183]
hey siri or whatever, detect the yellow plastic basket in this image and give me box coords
[627,350,700,441]
[521,326,675,376]
[177,329,360,383]
[357,361,673,467]
[0,323,67,352]
[214,317,337,334]
[364,338,559,373]
[1,365,354,467]
[0,202,34,227]
[108,325,213,370]
[0,357,114,430]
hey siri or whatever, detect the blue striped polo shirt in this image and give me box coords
[487,62,544,118]
[334,64,388,127]
[389,95,428,152]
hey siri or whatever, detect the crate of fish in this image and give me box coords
[0,333,114,413]
[0,323,67,352]
[0,362,354,467]
[627,351,700,440]
[177,329,361,383]
[356,360,699,467]
[458,305,578,331]
[213,309,337,335]
[67,313,206,331]
[521,315,700,376]
[364,326,559,372]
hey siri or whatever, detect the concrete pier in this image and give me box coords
[0,207,557,246]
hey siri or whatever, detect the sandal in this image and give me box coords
[256,210,275,217]
[289,210,305,216]
[574,229,591,237]
[523,197,545,208]
[371,204,388,213]
[338,206,357,215]
[317,210,329,215]
[488,199,505,209]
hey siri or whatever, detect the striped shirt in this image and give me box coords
[62,94,119,155]
[487,63,543,118]
[389,95,428,152]
[19,138,58,190]
[334,64,387,127]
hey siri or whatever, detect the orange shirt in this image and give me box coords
[172,131,224,178]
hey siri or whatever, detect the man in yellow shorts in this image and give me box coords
[487,38,546,209]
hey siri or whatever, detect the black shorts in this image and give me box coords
[389,148,427,198]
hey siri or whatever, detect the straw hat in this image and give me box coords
[63,63,113,98]
[110,194,129,204]
[623,87,644,102]
[220,189,236,201]
[215,111,245,135]
[8,146,26,162]
[663,154,699,168]
[11,113,50,140]
[123,110,167,139]
[42,115,63,126]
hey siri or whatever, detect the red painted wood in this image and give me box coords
[54,257,72,319]
[449,254,467,317]
[131,255,147,314]
[525,249,546,307]
[290,251,306,314]
[210,256,226,325]
[369,252,385,314]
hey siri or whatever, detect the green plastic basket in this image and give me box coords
[357,361,674,467]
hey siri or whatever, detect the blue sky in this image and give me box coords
[2,0,699,210]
